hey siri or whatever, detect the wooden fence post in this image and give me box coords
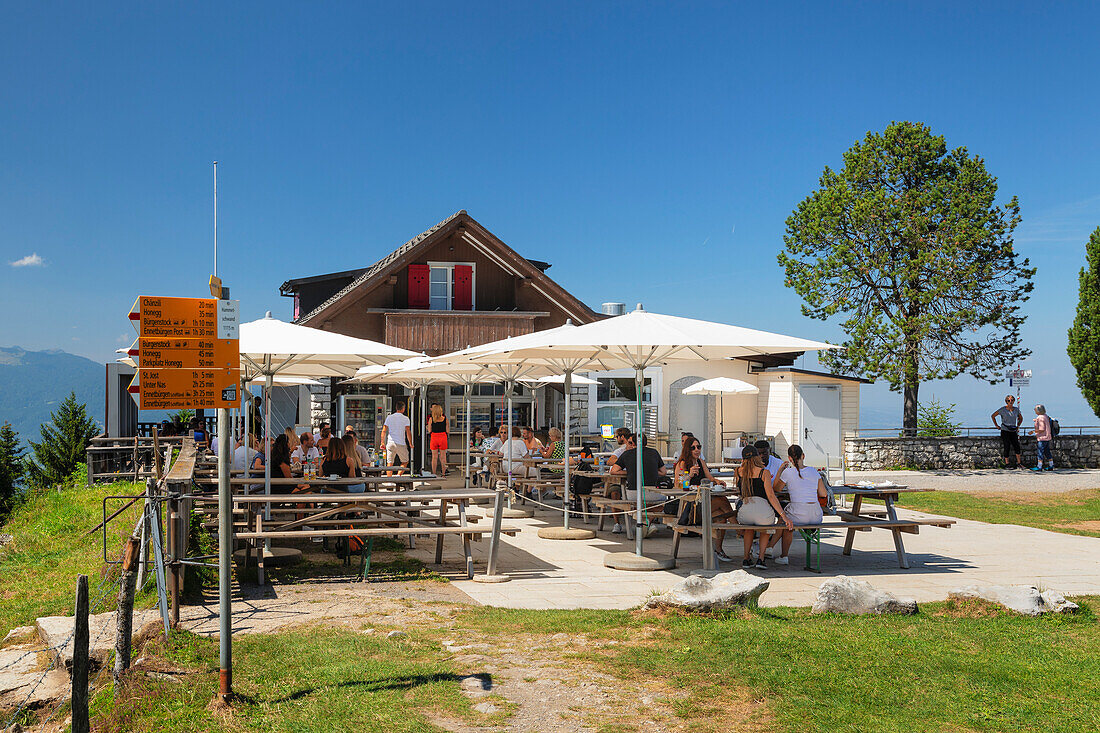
[72,574,90,733]
[113,537,141,685]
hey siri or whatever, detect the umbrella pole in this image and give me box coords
[635,367,644,557]
[563,371,572,531]
[264,372,272,555]
[464,383,471,489]
[506,380,513,503]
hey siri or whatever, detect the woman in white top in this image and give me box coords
[768,444,827,564]
[499,425,528,478]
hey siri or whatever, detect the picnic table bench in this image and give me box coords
[193,486,519,581]
[669,485,955,572]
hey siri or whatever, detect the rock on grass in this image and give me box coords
[643,570,768,612]
[812,576,918,615]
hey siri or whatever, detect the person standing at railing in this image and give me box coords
[1031,404,1055,472]
[991,395,1024,469]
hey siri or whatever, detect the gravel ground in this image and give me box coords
[843,468,1100,493]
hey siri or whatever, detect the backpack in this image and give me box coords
[1051,418,1061,437]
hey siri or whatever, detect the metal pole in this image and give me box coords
[72,574,89,733]
[216,406,232,698]
[464,382,471,488]
[563,370,572,531]
[635,367,644,556]
[264,370,272,552]
[506,379,514,498]
[213,161,218,277]
[701,484,715,571]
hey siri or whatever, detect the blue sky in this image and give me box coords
[2,1,1099,428]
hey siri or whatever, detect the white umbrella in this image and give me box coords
[248,375,324,387]
[525,373,600,386]
[681,377,759,458]
[442,307,836,566]
[237,314,420,558]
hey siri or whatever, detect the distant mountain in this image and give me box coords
[0,346,103,446]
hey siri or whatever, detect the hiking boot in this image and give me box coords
[611,522,624,534]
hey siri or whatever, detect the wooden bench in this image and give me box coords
[670,517,956,572]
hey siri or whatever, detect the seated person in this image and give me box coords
[673,435,735,561]
[539,427,566,475]
[291,432,321,466]
[736,445,793,569]
[499,426,528,480]
[609,433,668,501]
[606,427,632,466]
[671,431,705,463]
[269,434,309,494]
[190,418,210,451]
[482,424,507,453]
[341,434,367,492]
[321,436,362,492]
[754,439,784,481]
[767,444,827,565]
[521,426,542,455]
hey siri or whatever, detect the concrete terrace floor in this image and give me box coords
[397,472,1100,609]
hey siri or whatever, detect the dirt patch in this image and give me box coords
[1057,521,1100,531]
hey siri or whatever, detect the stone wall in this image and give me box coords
[845,433,1100,470]
[308,381,332,430]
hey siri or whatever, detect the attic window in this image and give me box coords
[427,262,474,310]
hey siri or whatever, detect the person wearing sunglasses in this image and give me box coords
[674,435,736,561]
[991,394,1024,469]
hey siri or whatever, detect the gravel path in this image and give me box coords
[843,468,1100,493]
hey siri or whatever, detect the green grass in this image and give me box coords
[0,480,152,638]
[90,625,510,732]
[885,488,1100,539]
[457,600,1100,732]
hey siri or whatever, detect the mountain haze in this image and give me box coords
[0,346,103,444]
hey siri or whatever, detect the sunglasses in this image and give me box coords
[692,444,701,450]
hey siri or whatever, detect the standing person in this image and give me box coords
[427,403,449,476]
[736,445,792,570]
[769,444,827,565]
[248,396,263,439]
[1032,404,1055,472]
[316,423,332,455]
[674,435,733,561]
[991,395,1024,469]
[379,401,414,474]
[754,440,784,481]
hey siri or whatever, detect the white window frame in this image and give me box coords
[426,261,476,311]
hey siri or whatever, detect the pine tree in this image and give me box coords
[1068,227,1100,418]
[24,392,99,488]
[779,121,1035,433]
[0,422,24,520]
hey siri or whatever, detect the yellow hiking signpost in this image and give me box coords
[127,296,240,409]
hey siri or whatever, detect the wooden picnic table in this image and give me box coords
[212,487,516,581]
[670,484,954,572]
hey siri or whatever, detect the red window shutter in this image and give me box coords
[408,264,429,309]
[453,265,473,310]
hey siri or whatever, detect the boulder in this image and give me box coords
[812,576,918,615]
[643,570,768,611]
[35,610,162,669]
[0,648,70,711]
[948,585,1079,616]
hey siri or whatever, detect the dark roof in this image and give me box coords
[296,210,598,325]
[296,210,466,323]
[756,367,872,384]
[279,268,369,296]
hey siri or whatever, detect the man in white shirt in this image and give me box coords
[231,435,253,473]
[754,439,783,481]
[500,426,528,477]
[291,432,321,464]
[379,401,414,471]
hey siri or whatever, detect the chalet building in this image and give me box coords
[274,210,862,467]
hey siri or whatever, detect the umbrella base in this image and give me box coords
[501,507,534,518]
[232,547,302,566]
[537,526,596,540]
[471,573,511,584]
[603,552,676,572]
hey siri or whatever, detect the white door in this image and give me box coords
[799,385,841,467]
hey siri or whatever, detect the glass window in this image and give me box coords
[596,378,652,402]
[429,266,451,310]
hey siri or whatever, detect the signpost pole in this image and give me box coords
[217,404,232,699]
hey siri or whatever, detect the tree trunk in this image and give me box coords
[903,381,919,436]
[903,338,920,436]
